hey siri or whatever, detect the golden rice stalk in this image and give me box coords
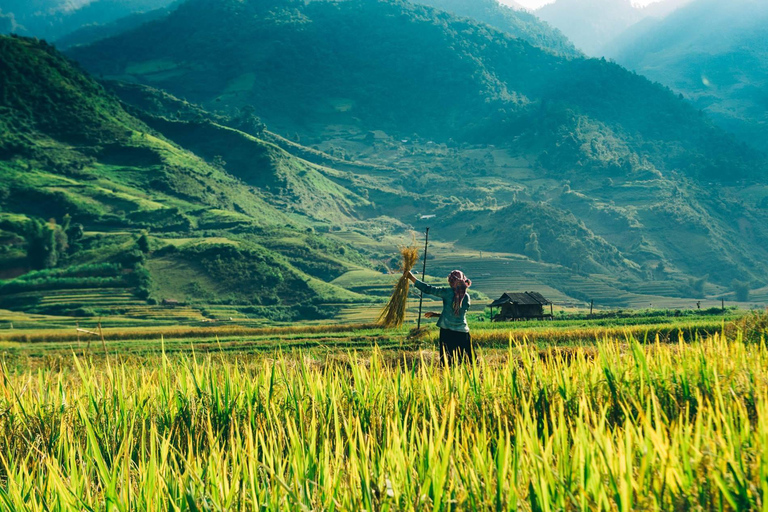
[378,246,420,329]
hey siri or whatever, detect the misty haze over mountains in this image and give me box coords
[532,0,694,56]
[607,0,768,153]
[0,0,178,41]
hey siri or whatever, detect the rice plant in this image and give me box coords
[378,246,420,328]
[0,332,767,510]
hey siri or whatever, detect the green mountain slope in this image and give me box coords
[413,0,579,57]
[0,35,371,319]
[605,0,768,153]
[0,0,178,42]
[69,0,762,183]
[62,0,768,293]
[55,3,179,50]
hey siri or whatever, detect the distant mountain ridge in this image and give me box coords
[0,0,178,41]
[606,0,768,153]
[536,0,693,56]
[412,0,579,57]
[70,0,762,183]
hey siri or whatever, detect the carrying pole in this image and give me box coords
[417,227,430,329]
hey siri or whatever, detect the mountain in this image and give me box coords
[606,0,768,154]
[0,34,376,319]
[55,2,178,49]
[63,0,768,294]
[5,0,768,315]
[412,0,579,57]
[536,0,642,56]
[70,0,761,183]
[535,0,692,57]
[0,0,178,42]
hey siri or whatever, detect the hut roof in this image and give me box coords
[488,292,552,308]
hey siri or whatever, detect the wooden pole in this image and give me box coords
[722,298,725,312]
[98,321,108,358]
[589,300,594,317]
[417,227,430,329]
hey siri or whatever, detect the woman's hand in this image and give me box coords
[405,270,417,283]
[424,312,440,318]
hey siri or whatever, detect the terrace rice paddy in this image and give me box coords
[0,331,767,510]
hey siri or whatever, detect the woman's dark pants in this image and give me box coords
[439,328,473,365]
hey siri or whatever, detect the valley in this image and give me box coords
[2,1,768,508]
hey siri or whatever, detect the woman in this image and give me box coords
[406,269,473,364]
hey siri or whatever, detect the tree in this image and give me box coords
[25,218,61,269]
[137,232,150,254]
[732,280,750,302]
[524,231,541,261]
[66,223,84,242]
[234,105,266,136]
[42,226,58,268]
[688,276,706,295]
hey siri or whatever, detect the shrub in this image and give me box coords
[726,309,768,343]
[72,307,96,317]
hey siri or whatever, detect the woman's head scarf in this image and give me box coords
[448,270,471,315]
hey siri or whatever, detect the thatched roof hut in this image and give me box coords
[488,292,553,322]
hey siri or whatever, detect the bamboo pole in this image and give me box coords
[417,227,430,329]
[98,321,108,359]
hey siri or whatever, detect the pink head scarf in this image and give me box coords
[448,270,471,315]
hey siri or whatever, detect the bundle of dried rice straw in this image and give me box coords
[378,245,420,328]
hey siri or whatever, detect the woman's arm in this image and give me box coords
[405,271,447,297]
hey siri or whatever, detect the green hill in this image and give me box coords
[62,0,768,291]
[69,0,763,183]
[0,35,373,320]
[55,3,179,50]
[412,0,579,57]
[0,0,178,42]
[4,0,768,319]
[605,0,768,154]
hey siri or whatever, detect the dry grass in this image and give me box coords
[0,322,381,343]
[377,246,419,329]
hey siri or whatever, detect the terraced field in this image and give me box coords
[37,289,145,308]
[428,252,576,306]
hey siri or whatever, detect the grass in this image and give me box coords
[1,329,767,509]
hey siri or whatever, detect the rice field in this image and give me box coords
[1,327,767,510]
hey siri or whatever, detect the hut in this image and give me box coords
[488,292,553,322]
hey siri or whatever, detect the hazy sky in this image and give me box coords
[510,0,665,8]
